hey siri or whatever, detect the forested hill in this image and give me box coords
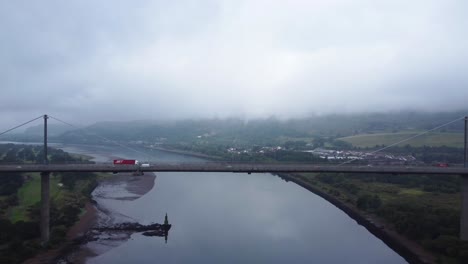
[1,110,467,145]
[56,111,468,145]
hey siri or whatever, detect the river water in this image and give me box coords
[58,144,406,264]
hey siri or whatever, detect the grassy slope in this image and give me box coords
[9,173,63,222]
[3,171,110,223]
[301,174,460,211]
[339,132,463,148]
[349,178,459,210]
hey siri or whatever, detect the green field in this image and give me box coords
[5,171,111,223]
[339,132,464,148]
[9,173,63,222]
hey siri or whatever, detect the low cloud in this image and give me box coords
[1,0,467,129]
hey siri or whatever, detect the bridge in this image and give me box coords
[1,163,468,175]
[1,114,468,246]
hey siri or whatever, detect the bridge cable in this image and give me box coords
[337,115,467,166]
[49,116,156,162]
[0,115,44,137]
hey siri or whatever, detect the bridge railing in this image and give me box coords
[1,160,465,169]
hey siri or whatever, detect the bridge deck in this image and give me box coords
[0,163,467,175]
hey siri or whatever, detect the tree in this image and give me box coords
[0,173,24,195]
[2,149,18,163]
[357,194,381,211]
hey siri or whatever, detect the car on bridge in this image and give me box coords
[434,162,449,167]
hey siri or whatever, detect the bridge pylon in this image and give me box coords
[462,117,468,241]
[40,114,50,244]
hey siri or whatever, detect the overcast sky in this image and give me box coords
[1,0,467,130]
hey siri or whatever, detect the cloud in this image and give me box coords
[1,0,467,129]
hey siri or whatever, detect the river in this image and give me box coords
[57,144,406,263]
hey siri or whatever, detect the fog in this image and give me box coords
[1,0,468,129]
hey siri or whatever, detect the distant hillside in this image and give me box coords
[49,110,468,147]
[56,118,309,146]
[23,123,74,136]
[0,123,75,143]
[340,132,464,148]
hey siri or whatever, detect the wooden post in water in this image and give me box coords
[40,114,50,244]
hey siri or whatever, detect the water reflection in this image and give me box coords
[52,145,406,264]
[164,213,170,243]
[89,214,171,245]
[87,172,406,264]
[140,213,171,244]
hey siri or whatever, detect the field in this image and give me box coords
[8,173,63,222]
[339,132,464,148]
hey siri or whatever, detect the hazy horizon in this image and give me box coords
[2,109,467,135]
[2,1,468,129]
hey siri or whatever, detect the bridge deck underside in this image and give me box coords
[0,164,467,175]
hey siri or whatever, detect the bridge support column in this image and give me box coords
[40,172,50,244]
[40,114,50,244]
[461,175,468,241]
[462,117,468,240]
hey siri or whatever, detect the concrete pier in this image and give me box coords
[462,117,468,240]
[40,172,50,244]
[40,115,49,244]
[462,176,468,240]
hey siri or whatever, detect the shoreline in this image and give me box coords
[23,172,157,264]
[22,201,99,264]
[277,173,436,264]
[65,172,157,263]
[67,202,98,240]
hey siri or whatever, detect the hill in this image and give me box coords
[340,132,464,148]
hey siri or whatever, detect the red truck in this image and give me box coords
[113,159,139,165]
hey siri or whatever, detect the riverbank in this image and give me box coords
[64,172,157,263]
[67,202,98,240]
[22,201,98,264]
[277,173,436,264]
[23,172,156,264]
[101,172,156,197]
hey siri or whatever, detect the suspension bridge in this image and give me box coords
[0,114,468,244]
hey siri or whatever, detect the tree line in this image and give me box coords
[310,171,468,263]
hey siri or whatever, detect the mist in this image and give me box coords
[1,0,468,129]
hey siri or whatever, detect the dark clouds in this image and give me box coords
[1,0,468,129]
